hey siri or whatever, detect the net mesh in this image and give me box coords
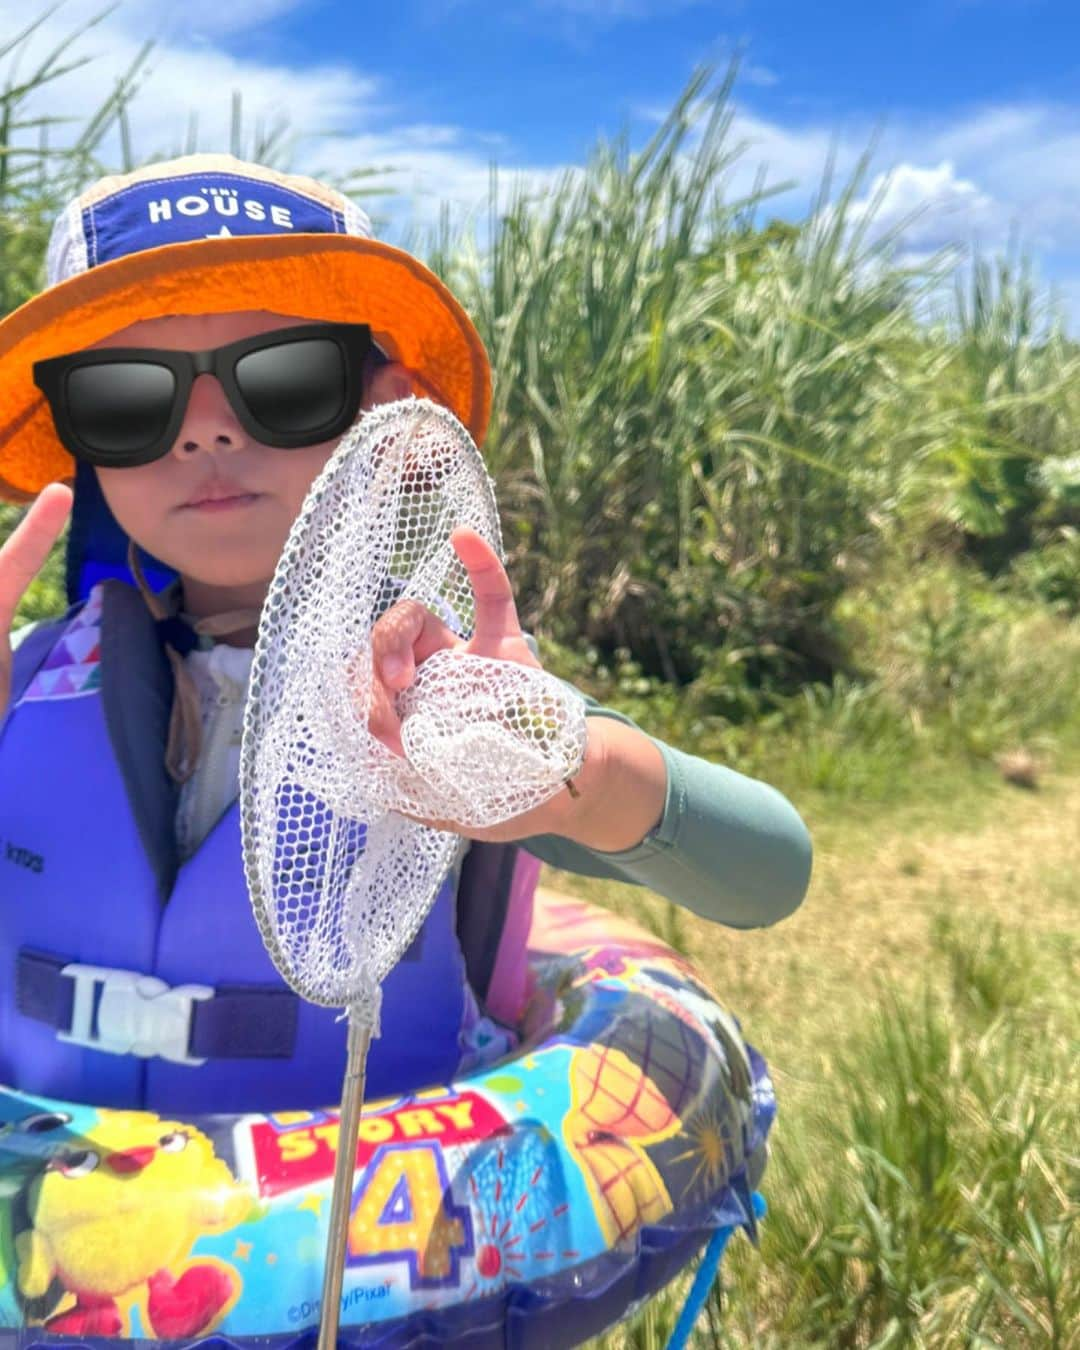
[239,399,587,1024]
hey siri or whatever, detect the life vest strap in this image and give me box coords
[16,950,298,1064]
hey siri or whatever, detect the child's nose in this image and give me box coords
[171,373,247,457]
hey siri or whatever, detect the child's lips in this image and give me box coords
[184,495,260,513]
[179,485,261,512]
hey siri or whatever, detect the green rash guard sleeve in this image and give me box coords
[518,695,813,930]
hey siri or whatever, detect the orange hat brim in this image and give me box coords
[0,233,491,503]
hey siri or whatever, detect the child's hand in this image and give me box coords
[367,526,586,841]
[368,526,541,759]
[367,524,667,849]
[0,484,72,720]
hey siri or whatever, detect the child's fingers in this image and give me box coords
[371,598,458,688]
[451,528,522,647]
[366,678,405,757]
[0,484,72,634]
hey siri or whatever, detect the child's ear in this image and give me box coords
[363,361,415,409]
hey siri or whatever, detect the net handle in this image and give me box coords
[317,1013,372,1350]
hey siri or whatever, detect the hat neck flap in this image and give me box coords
[66,461,176,604]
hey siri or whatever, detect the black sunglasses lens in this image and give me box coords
[235,338,349,436]
[66,362,177,457]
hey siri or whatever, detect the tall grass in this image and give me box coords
[596,915,1078,1349]
[0,8,150,317]
[4,46,1078,715]
[429,71,1080,796]
[443,74,935,698]
[901,249,1080,572]
[0,9,148,583]
[5,47,1079,788]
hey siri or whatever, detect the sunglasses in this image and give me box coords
[33,322,375,468]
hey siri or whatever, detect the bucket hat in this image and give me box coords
[0,153,490,503]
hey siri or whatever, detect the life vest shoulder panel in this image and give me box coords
[0,583,472,1113]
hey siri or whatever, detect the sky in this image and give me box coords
[7,0,1080,323]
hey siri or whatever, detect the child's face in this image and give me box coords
[91,310,405,595]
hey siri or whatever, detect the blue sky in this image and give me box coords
[248,0,1080,163]
[9,0,1080,321]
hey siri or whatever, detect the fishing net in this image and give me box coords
[239,398,588,1028]
[239,397,588,1350]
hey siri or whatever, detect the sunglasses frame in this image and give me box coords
[33,321,374,468]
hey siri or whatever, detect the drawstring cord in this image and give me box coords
[127,541,261,784]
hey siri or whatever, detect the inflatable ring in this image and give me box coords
[0,893,773,1348]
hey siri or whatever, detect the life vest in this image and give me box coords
[0,580,537,1115]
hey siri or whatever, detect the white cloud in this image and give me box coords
[673,95,1075,266]
[0,0,552,239]
[0,1,374,163]
[838,103,1080,285]
[724,109,851,198]
[8,2,1080,327]
[931,103,1047,160]
[307,133,570,241]
[847,160,999,253]
[627,100,843,210]
[620,82,1080,327]
[705,96,1080,329]
[930,102,1080,246]
[0,4,551,304]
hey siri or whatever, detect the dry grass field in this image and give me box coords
[561,765,1079,1348]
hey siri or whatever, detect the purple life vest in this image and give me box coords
[0,580,526,1115]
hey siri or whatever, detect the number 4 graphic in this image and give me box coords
[348,1142,474,1288]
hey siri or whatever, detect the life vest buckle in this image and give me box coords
[57,964,215,1067]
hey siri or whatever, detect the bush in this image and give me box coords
[837,562,1080,763]
[1011,530,1080,616]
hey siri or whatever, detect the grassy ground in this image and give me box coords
[551,760,1079,1349]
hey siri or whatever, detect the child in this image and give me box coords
[0,156,812,1116]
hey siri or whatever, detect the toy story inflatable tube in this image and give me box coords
[0,894,772,1348]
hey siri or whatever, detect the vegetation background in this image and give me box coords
[1,22,1076,1349]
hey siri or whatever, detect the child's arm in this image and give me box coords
[518,696,812,930]
[368,529,811,926]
